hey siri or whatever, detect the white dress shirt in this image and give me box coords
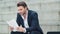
[21,11,29,33]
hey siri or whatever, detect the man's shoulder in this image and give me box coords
[28,10,37,14]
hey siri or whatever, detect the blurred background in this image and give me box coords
[0,0,60,34]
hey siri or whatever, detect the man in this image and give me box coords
[10,1,43,34]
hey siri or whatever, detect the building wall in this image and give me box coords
[0,0,60,34]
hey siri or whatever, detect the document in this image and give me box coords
[7,19,19,31]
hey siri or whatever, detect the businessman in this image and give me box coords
[10,1,43,34]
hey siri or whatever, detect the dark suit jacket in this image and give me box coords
[11,10,43,34]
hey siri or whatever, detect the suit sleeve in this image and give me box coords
[26,12,39,32]
[16,13,21,26]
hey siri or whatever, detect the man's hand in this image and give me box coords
[9,26,14,31]
[17,25,26,32]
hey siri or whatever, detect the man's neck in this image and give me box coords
[22,10,28,16]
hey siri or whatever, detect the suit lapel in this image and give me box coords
[27,10,31,26]
[18,14,24,27]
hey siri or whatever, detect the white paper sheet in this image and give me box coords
[7,19,19,31]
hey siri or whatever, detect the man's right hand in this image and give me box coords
[9,26,14,31]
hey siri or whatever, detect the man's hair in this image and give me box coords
[17,1,27,8]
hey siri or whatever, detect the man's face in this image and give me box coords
[17,6,27,15]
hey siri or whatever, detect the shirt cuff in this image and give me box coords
[23,28,26,33]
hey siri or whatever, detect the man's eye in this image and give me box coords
[20,9,22,10]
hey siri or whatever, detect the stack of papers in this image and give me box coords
[7,19,19,31]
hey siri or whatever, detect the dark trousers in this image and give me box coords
[11,31,41,34]
[11,31,28,34]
